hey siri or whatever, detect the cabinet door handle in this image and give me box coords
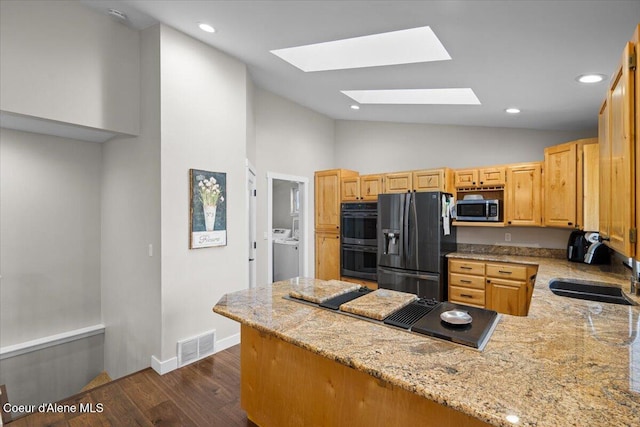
[336,235,339,239]
[480,181,483,185]
[568,222,573,226]
[460,294,473,298]
[460,266,472,270]
[498,270,512,274]
[460,279,472,284]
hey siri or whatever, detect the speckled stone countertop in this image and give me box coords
[339,288,417,320]
[288,278,359,303]
[214,254,640,427]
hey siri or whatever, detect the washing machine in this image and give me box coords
[273,229,299,281]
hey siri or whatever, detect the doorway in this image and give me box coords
[266,172,309,284]
[247,160,257,288]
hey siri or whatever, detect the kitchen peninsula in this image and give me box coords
[213,255,640,427]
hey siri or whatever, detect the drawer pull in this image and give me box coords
[460,266,472,270]
[498,270,512,274]
[460,294,473,298]
[460,279,472,284]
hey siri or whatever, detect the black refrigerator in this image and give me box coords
[377,192,456,301]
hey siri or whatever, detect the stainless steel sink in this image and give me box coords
[548,279,636,306]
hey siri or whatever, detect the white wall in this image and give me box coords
[0,129,102,344]
[159,25,248,360]
[255,89,336,284]
[0,1,140,135]
[100,25,162,379]
[0,128,103,404]
[335,120,592,248]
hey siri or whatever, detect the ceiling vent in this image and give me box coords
[177,330,216,367]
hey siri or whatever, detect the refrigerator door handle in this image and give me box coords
[403,194,411,266]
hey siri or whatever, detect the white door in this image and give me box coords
[247,163,257,288]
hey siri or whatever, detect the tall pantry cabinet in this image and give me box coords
[315,169,358,280]
[599,24,638,258]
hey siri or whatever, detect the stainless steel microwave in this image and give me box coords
[456,199,501,222]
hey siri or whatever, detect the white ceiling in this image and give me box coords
[83,0,640,133]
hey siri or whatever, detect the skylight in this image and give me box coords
[341,88,481,105]
[271,26,451,72]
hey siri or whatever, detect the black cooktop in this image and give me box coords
[410,302,499,349]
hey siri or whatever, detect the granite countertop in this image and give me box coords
[213,254,640,427]
[339,288,417,320]
[288,278,359,303]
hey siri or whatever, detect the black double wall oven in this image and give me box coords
[341,202,377,282]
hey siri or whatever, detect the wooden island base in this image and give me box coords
[240,325,490,427]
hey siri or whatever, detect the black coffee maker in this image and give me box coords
[567,230,588,262]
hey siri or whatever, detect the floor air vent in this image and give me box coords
[177,330,216,367]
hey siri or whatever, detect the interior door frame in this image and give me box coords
[267,172,309,284]
[246,159,257,288]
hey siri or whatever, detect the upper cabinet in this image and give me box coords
[341,174,383,202]
[544,142,578,228]
[383,168,453,194]
[505,162,542,227]
[383,172,413,193]
[315,169,358,231]
[413,168,454,193]
[599,38,636,257]
[544,138,598,230]
[454,167,505,188]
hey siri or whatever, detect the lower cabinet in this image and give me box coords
[315,231,340,280]
[448,258,537,316]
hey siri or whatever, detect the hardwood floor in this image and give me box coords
[8,345,256,427]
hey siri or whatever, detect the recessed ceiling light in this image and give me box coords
[341,88,481,105]
[198,23,216,33]
[350,105,360,110]
[505,108,521,114]
[576,74,606,84]
[271,26,451,72]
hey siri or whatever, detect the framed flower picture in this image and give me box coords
[189,169,227,249]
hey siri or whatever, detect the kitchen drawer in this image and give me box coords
[486,263,528,281]
[449,259,485,276]
[449,286,485,307]
[449,273,485,290]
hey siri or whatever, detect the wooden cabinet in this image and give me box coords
[383,172,412,193]
[485,262,534,317]
[412,168,454,193]
[454,167,505,188]
[316,169,357,231]
[599,41,636,257]
[315,231,340,280]
[448,258,537,316]
[543,138,597,229]
[448,259,485,308]
[544,142,577,228]
[341,176,360,202]
[505,162,542,226]
[582,144,599,232]
[341,174,383,202]
[315,169,357,280]
[360,174,383,201]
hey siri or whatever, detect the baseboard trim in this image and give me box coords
[151,355,177,375]
[0,324,105,360]
[216,333,240,352]
[150,333,240,376]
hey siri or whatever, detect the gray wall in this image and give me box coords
[255,88,336,285]
[100,25,162,380]
[0,128,103,405]
[159,25,249,360]
[0,0,140,135]
[334,120,593,248]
